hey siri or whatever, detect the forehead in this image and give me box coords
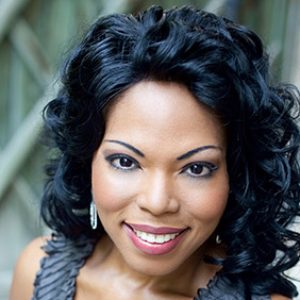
[103,81,226,149]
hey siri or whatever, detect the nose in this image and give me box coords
[136,171,180,215]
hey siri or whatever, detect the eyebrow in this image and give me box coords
[104,139,222,161]
[104,139,145,157]
[176,145,222,161]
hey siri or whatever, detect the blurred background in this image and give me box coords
[0,0,299,299]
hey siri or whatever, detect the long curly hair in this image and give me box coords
[41,5,300,297]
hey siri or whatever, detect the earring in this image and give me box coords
[90,201,98,230]
[216,235,222,244]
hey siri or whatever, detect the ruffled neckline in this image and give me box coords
[194,271,271,300]
[32,234,271,300]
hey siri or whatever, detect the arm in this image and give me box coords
[9,237,47,300]
[271,295,292,300]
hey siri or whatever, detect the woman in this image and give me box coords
[10,5,300,300]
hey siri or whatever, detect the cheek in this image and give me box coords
[91,161,139,212]
[197,187,228,218]
[180,177,229,222]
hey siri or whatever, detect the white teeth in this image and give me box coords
[134,230,179,244]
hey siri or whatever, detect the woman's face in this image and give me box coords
[92,81,229,276]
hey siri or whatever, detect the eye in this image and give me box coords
[182,162,218,178]
[105,154,139,171]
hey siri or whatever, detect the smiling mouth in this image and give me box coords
[123,222,188,255]
[133,230,180,244]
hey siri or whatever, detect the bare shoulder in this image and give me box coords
[271,295,292,300]
[9,236,49,300]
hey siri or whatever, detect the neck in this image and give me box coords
[98,235,221,297]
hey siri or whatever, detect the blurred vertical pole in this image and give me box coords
[281,0,300,86]
[223,0,242,21]
[0,0,30,42]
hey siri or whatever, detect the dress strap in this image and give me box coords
[32,233,97,300]
[194,272,271,300]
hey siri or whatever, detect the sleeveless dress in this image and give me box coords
[32,233,271,300]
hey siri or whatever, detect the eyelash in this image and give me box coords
[105,154,218,178]
[180,162,218,179]
[105,154,140,171]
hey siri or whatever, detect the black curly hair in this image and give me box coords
[41,5,300,297]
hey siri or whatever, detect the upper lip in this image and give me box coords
[125,222,187,234]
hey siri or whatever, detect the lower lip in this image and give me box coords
[123,224,186,255]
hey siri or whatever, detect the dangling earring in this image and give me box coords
[216,234,222,244]
[90,201,98,230]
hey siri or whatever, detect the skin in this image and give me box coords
[89,80,229,298]
[9,81,291,300]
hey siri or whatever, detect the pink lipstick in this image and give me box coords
[123,223,188,255]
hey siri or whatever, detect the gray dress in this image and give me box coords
[32,233,271,300]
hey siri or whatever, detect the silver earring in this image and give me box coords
[90,201,98,230]
[216,235,222,244]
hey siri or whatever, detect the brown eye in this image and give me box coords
[105,154,139,171]
[189,164,204,175]
[182,162,218,178]
[119,157,134,168]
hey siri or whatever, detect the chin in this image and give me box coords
[123,252,192,277]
